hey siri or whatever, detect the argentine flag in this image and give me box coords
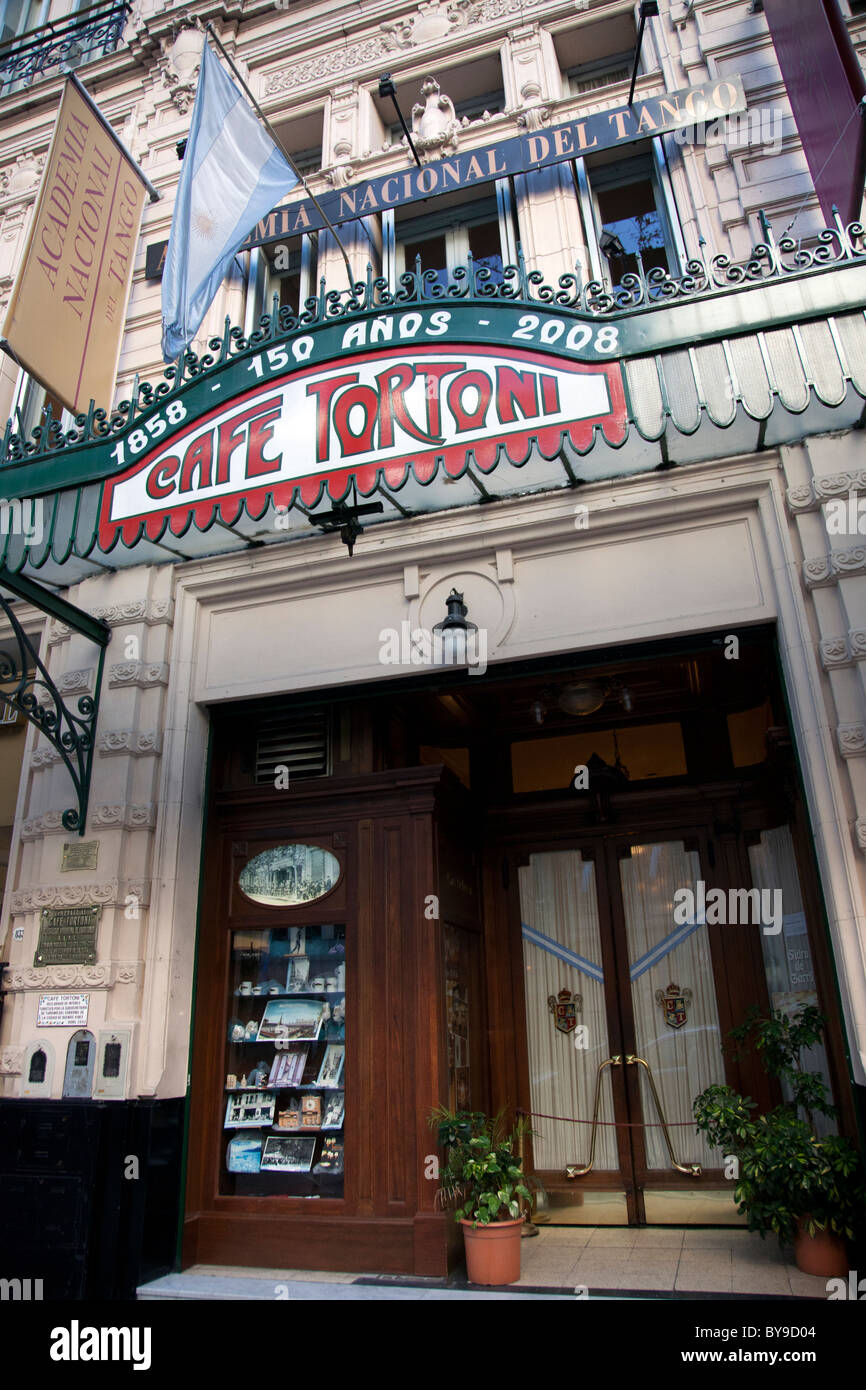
[161,42,298,361]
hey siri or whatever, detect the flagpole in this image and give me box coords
[205,24,356,293]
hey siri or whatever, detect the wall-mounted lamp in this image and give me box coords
[433,589,478,667]
[600,229,627,261]
[628,0,659,107]
[378,73,423,170]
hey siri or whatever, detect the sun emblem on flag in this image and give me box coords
[193,207,217,240]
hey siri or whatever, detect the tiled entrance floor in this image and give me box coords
[516,1226,828,1297]
[143,1228,832,1299]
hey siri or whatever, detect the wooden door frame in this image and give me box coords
[484,772,858,1222]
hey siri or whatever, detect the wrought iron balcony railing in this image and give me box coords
[0,1,130,94]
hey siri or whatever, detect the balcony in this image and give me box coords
[0,1,130,96]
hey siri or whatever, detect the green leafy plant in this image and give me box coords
[429,1106,532,1227]
[693,1007,865,1244]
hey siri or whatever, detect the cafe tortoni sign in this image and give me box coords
[94,78,746,545]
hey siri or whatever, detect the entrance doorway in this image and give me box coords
[515,817,824,1225]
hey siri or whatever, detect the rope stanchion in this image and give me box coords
[517,1105,697,1129]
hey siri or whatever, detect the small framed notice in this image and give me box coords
[61,841,99,872]
[37,994,89,1027]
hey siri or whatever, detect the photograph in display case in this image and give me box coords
[322,1092,344,1130]
[267,1046,308,1088]
[285,958,311,993]
[257,998,323,1042]
[260,1135,317,1172]
[226,1136,263,1173]
[224,1091,276,1128]
[316,1043,345,1088]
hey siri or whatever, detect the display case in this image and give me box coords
[221,923,346,1197]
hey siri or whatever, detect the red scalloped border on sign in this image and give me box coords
[97,345,628,552]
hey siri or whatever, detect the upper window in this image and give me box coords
[566,52,633,96]
[395,192,509,288]
[584,151,677,285]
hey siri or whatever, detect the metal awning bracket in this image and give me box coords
[0,567,111,834]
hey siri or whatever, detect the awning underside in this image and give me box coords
[5,310,866,586]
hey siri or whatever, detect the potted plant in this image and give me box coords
[429,1107,532,1285]
[694,1007,865,1277]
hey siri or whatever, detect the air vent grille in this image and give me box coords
[255,709,331,784]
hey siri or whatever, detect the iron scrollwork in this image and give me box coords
[0,587,108,833]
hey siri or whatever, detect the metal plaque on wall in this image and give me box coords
[61,840,99,872]
[34,905,100,966]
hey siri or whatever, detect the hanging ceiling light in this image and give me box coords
[558,681,608,716]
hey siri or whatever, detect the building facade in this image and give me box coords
[1,0,866,1293]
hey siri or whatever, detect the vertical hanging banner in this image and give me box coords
[2,77,148,414]
[763,0,866,227]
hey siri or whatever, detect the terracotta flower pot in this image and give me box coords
[460,1216,524,1286]
[793,1218,849,1277]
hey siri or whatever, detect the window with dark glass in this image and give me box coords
[586,152,676,285]
[395,192,509,287]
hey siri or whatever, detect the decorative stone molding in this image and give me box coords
[819,637,851,670]
[93,598,174,627]
[30,746,62,769]
[856,819,866,852]
[97,730,163,757]
[47,621,71,645]
[56,668,94,695]
[837,724,866,758]
[108,660,169,688]
[516,80,551,132]
[163,20,204,114]
[265,36,398,94]
[10,881,118,910]
[10,879,149,911]
[802,550,866,588]
[409,77,461,160]
[2,961,140,992]
[787,472,866,513]
[0,1047,24,1075]
[90,803,157,829]
[819,630,866,670]
[21,810,79,839]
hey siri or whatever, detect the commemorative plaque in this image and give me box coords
[61,840,99,872]
[34,905,100,967]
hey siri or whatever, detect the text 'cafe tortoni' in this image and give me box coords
[0,11,865,1296]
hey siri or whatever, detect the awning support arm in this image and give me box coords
[0,567,111,835]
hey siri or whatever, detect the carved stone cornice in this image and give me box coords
[2,961,140,992]
[108,660,169,688]
[10,879,149,911]
[93,597,174,627]
[97,730,163,757]
[820,630,866,670]
[802,549,866,589]
[837,723,866,758]
[787,472,866,513]
[856,819,866,852]
[10,880,117,908]
[90,803,157,829]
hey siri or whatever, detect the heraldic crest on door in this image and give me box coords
[655,981,692,1030]
[548,987,582,1035]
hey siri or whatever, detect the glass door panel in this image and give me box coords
[519,850,618,1171]
[748,825,836,1136]
[619,842,725,1172]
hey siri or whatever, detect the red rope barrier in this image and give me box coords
[517,1107,698,1129]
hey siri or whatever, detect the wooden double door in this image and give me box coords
[499,802,842,1225]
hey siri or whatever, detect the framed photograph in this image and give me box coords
[260,1135,316,1172]
[322,1092,344,1130]
[268,1046,308,1089]
[224,1091,276,1128]
[285,958,310,993]
[286,928,306,957]
[257,998,323,1043]
[315,1043,345,1088]
[226,1136,263,1173]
